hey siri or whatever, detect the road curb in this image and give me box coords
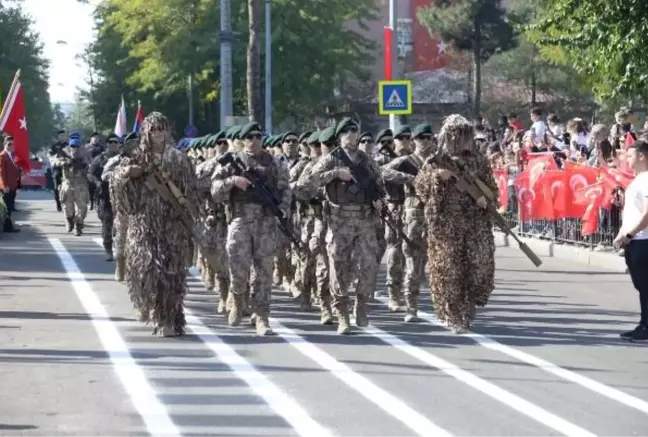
[494,231,628,273]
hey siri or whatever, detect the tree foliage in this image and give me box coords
[0,0,56,149]
[418,0,515,116]
[84,0,378,134]
[482,0,594,115]
[529,0,648,100]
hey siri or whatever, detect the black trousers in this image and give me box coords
[2,189,16,231]
[624,239,648,326]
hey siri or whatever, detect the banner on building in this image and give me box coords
[411,0,452,71]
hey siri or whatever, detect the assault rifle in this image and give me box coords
[218,152,304,251]
[330,146,419,250]
[140,162,222,273]
[378,144,419,176]
[428,151,543,267]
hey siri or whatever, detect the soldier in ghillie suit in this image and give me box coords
[211,121,292,336]
[414,115,496,333]
[110,112,198,337]
[103,132,139,281]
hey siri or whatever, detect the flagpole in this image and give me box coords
[0,69,20,130]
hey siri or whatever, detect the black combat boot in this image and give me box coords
[66,217,74,232]
[104,242,114,261]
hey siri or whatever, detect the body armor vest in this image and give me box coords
[325,155,372,206]
[229,151,276,205]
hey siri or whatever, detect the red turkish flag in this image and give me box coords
[0,73,30,173]
[411,0,452,71]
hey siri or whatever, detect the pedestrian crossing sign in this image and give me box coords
[378,80,412,115]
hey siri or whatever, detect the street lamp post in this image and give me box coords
[264,0,272,133]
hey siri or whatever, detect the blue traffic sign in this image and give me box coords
[378,80,412,115]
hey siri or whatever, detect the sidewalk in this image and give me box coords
[495,231,628,273]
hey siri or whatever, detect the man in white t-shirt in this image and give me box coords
[614,140,648,341]
[530,107,547,145]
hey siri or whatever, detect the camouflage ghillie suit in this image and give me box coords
[103,133,139,282]
[195,133,230,313]
[110,112,198,337]
[414,115,496,333]
[51,140,90,236]
[304,118,383,334]
[211,122,292,336]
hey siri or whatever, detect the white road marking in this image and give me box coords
[270,322,453,437]
[92,241,332,437]
[50,237,180,437]
[381,296,648,417]
[185,266,450,437]
[184,313,333,437]
[360,324,596,437]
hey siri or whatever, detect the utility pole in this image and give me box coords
[187,74,194,126]
[388,0,398,131]
[220,0,234,127]
[264,0,272,133]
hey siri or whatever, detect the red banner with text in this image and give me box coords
[411,0,452,71]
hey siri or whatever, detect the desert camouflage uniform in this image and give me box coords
[51,144,90,235]
[211,130,292,336]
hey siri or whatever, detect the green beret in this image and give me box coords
[238,122,262,139]
[359,131,373,141]
[196,137,207,149]
[375,128,393,143]
[270,135,282,148]
[319,126,336,144]
[298,131,313,144]
[206,134,220,147]
[262,135,272,147]
[394,124,411,138]
[213,130,226,142]
[226,125,242,140]
[281,131,298,142]
[334,117,359,138]
[307,131,321,145]
[412,123,433,138]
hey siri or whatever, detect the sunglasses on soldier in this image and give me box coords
[246,133,262,140]
[341,126,358,134]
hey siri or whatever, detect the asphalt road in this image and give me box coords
[1,190,647,437]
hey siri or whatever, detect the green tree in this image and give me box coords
[85,0,378,132]
[0,0,56,149]
[529,0,648,101]
[418,0,515,116]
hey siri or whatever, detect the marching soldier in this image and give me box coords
[381,125,413,311]
[50,132,90,236]
[49,129,68,212]
[196,131,231,313]
[102,132,139,281]
[274,132,300,293]
[85,132,104,210]
[381,123,435,321]
[302,118,384,334]
[211,121,292,336]
[88,133,120,260]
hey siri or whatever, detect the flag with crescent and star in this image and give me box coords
[411,0,452,71]
[0,70,30,172]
